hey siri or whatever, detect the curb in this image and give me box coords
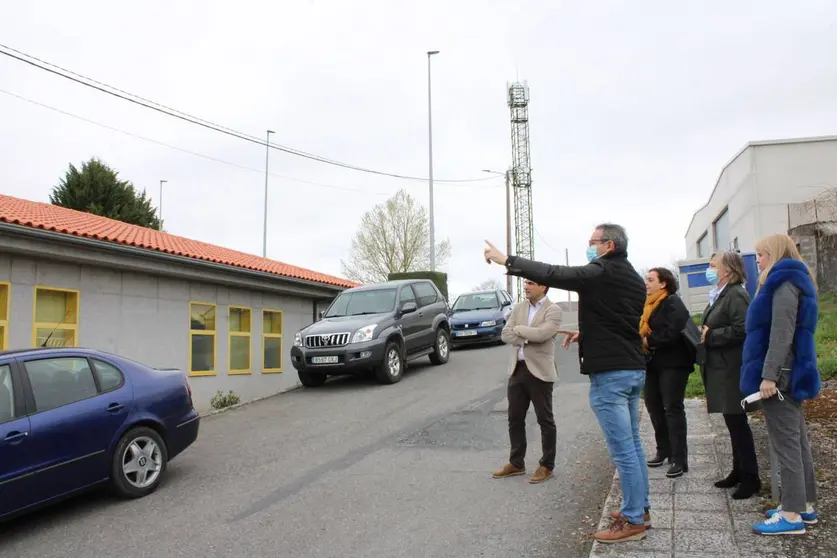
[199,382,303,418]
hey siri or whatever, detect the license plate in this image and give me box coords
[455,330,478,337]
[311,356,339,364]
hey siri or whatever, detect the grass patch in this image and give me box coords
[817,291,837,380]
[685,366,705,398]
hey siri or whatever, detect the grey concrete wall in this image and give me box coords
[0,252,322,412]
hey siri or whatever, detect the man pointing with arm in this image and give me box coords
[485,223,651,544]
[493,279,562,485]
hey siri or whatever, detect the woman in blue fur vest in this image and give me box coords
[741,234,821,536]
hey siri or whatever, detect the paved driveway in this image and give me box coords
[0,339,612,557]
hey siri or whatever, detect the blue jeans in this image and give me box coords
[589,369,650,525]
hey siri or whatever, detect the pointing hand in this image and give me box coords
[484,240,508,266]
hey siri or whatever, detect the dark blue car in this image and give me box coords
[0,347,200,521]
[449,289,514,348]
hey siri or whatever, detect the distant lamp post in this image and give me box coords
[158,180,167,225]
[427,50,439,271]
[263,129,275,258]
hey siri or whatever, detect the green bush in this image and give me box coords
[210,390,241,410]
[388,271,449,301]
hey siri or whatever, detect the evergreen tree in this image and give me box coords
[50,158,162,230]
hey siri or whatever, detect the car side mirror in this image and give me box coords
[318,310,325,320]
[400,301,417,315]
[502,300,511,307]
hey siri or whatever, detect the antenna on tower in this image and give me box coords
[507,81,534,301]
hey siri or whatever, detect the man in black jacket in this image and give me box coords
[484,223,650,544]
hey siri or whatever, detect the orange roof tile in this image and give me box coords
[0,194,359,289]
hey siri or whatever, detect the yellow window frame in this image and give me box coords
[189,301,217,377]
[228,305,252,375]
[262,308,283,374]
[32,286,80,349]
[0,282,9,350]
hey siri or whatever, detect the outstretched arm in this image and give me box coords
[505,256,604,293]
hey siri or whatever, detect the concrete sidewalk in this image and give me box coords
[589,399,793,558]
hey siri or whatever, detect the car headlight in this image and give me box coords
[294,332,303,347]
[351,324,378,343]
[479,320,497,327]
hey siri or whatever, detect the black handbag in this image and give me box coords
[682,319,704,365]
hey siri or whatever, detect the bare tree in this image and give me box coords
[473,278,502,291]
[341,189,451,283]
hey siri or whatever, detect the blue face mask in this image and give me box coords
[705,268,719,285]
[586,246,599,262]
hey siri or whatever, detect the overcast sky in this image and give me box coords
[2,0,836,299]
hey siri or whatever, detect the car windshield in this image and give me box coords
[452,292,500,312]
[325,288,397,317]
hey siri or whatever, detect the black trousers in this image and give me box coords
[508,361,556,470]
[723,413,759,476]
[643,365,690,465]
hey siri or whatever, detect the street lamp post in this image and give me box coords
[427,50,439,271]
[263,129,275,258]
[158,180,167,225]
[483,169,513,295]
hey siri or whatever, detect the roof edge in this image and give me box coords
[684,134,837,239]
[0,221,351,294]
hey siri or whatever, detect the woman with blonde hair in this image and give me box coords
[742,234,821,536]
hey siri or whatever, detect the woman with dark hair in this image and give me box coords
[641,267,694,478]
[701,251,761,499]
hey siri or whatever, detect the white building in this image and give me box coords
[685,135,837,258]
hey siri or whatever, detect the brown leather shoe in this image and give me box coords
[594,515,647,543]
[528,466,553,484]
[492,463,525,478]
[609,509,652,528]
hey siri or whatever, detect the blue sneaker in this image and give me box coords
[765,506,818,525]
[753,514,806,536]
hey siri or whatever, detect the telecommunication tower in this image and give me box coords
[507,82,534,301]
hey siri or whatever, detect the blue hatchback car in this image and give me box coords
[0,347,200,521]
[449,289,514,347]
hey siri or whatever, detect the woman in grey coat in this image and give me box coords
[700,251,761,499]
[744,235,821,536]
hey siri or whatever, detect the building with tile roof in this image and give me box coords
[0,194,357,411]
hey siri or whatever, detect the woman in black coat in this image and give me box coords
[641,267,694,478]
[701,251,761,499]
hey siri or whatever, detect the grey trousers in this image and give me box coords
[762,395,817,513]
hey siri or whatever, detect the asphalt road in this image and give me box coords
[0,338,613,558]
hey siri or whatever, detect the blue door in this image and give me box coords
[20,355,130,503]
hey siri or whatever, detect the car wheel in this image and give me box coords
[429,328,450,365]
[110,427,168,499]
[376,341,404,384]
[298,370,327,387]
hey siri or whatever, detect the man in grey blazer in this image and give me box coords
[492,279,563,484]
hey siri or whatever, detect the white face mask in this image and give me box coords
[741,389,784,410]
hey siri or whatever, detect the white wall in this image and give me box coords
[686,137,837,257]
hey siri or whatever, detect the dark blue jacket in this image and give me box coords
[740,259,820,401]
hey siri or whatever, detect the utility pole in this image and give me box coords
[159,180,167,225]
[263,129,274,258]
[505,170,512,295]
[565,248,571,305]
[482,169,514,296]
[427,50,439,271]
